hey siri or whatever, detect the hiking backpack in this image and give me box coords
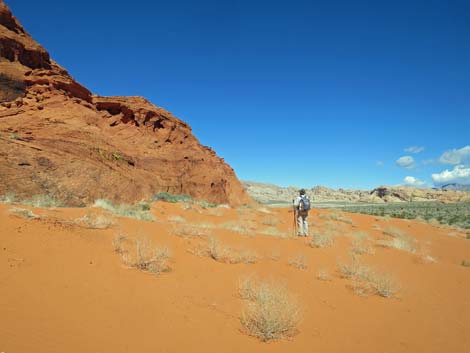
[299,195,311,212]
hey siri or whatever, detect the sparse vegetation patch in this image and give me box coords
[205,236,258,264]
[309,230,335,248]
[342,202,470,229]
[93,199,155,221]
[171,223,213,238]
[338,257,400,298]
[239,276,302,342]
[120,237,171,275]
[288,254,308,269]
[9,207,38,219]
[75,213,115,229]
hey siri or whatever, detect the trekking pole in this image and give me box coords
[292,200,297,237]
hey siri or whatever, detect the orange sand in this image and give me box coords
[1,202,469,353]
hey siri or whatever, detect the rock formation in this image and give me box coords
[0,1,251,206]
[243,181,470,205]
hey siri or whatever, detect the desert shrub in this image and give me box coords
[338,257,373,279]
[352,231,370,240]
[199,200,218,208]
[351,238,375,255]
[112,233,128,254]
[24,195,63,208]
[309,231,334,248]
[461,260,470,267]
[367,272,401,298]
[204,236,258,264]
[239,276,302,342]
[337,258,400,298]
[324,210,353,224]
[0,192,17,204]
[288,254,308,269]
[378,228,417,253]
[93,199,155,221]
[0,193,62,208]
[383,227,406,238]
[9,207,38,219]
[75,213,115,229]
[171,223,212,238]
[153,192,192,204]
[0,73,26,102]
[125,238,171,275]
[167,215,186,223]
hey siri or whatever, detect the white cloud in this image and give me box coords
[421,159,435,166]
[376,161,384,167]
[404,146,425,154]
[396,156,415,169]
[432,165,470,185]
[438,145,470,165]
[403,176,427,187]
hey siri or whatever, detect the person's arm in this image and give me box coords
[293,197,300,215]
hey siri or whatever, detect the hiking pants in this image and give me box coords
[297,210,309,236]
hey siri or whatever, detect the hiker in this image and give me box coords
[293,189,310,237]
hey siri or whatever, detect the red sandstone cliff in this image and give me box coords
[0,1,252,206]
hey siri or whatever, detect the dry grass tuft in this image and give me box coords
[461,260,470,267]
[309,231,334,248]
[239,276,302,342]
[171,223,213,238]
[134,239,171,274]
[9,207,39,219]
[379,226,418,253]
[120,237,171,275]
[75,213,115,229]
[203,236,258,264]
[112,233,128,254]
[338,257,400,298]
[168,215,186,223]
[382,226,406,238]
[220,220,254,235]
[322,210,353,224]
[351,238,375,255]
[258,226,289,238]
[288,254,308,269]
[351,231,370,240]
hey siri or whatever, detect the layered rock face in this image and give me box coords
[0,1,251,206]
[243,181,470,205]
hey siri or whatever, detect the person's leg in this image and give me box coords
[303,215,309,236]
[297,214,304,236]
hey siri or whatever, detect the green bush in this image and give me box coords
[93,199,155,221]
[153,192,193,203]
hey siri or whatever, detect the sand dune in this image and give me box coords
[1,201,469,353]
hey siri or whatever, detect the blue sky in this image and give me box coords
[7,0,470,189]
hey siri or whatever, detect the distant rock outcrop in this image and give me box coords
[0,1,251,206]
[243,181,470,205]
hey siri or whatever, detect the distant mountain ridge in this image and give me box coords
[439,183,470,191]
[242,181,470,204]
